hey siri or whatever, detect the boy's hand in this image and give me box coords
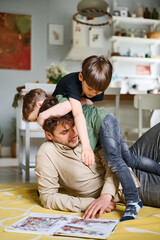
[37,113,45,127]
[85,99,93,106]
[80,97,87,106]
[81,146,95,166]
[80,98,93,106]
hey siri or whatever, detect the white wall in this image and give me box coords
[0,0,159,149]
[0,0,48,147]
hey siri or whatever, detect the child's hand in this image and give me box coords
[85,99,93,106]
[37,113,45,127]
[80,98,93,106]
[80,97,87,106]
[81,146,95,166]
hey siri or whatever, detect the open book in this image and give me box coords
[5,212,119,239]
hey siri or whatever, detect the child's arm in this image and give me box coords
[37,97,93,127]
[37,101,72,126]
[69,97,95,166]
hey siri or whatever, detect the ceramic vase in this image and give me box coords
[135,4,143,18]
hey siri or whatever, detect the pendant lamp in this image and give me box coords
[73,0,112,26]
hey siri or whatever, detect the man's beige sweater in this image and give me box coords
[35,141,140,213]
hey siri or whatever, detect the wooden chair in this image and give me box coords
[104,87,121,119]
[18,83,56,181]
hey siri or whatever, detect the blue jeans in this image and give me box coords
[99,113,160,204]
[130,123,160,207]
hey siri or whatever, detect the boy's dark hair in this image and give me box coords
[22,88,48,121]
[39,96,74,135]
[82,55,113,91]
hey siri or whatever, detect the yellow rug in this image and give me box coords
[0,183,160,240]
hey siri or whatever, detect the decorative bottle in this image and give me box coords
[135,4,143,18]
[143,7,150,19]
[152,8,158,19]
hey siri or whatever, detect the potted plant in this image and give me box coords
[46,63,67,84]
[0,127,4,157]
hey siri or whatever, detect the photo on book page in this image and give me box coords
[4,212,119,239]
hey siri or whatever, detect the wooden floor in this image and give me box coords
[0,158,36,183]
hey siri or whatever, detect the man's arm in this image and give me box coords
[82,150,119,219]
[82,167,117,219]
[35,150,95,212]
[69,97,95,166]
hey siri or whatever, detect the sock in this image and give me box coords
[120,200,143,222]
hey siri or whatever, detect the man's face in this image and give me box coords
[46,121,79,148]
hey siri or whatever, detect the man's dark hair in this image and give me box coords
[39,96,74,135]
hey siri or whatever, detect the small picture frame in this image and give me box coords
[48,24,64,45]
[120,8,128,17]
[136,65,151,75]
[89,28,104,48]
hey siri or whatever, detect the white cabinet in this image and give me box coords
[109,16,160,93]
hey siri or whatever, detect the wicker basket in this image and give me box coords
[147,32,160,39]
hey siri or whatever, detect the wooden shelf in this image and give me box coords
[110,36,160,45]
[110,56,160,64]
[116,74,158,80]
[104,94,134,100]
[112,16,160,27]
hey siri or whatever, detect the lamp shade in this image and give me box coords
[77,0,109,18]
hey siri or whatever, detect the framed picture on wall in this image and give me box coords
[0,12,31,70]
[48,24,64,45]
[89,28,104,48]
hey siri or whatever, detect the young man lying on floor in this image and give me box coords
[35,97,160,221]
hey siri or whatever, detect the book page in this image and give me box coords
[5,213,119,239]
[5,213,70,235]
[54,216,119,239]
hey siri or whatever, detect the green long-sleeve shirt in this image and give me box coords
[82,104,108,151]
[56,94,108,151]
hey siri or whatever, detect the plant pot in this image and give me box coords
[11,141,17,158]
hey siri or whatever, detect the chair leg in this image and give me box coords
[115,94,120,119]
[18,129,22,175]
[25,123,30,181]
[138,96,143,138]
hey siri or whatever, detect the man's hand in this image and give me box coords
[81,146,95,166]
[83,194,115,219]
